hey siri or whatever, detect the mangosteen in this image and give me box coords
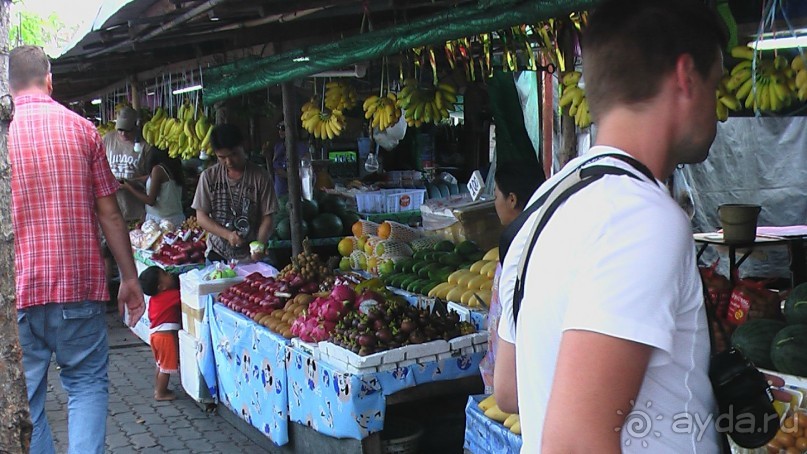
[423,325,438,340]
[408,330,425,344]
[399,318,416,334]
[358,333,377,348]
[446,310,460,325]
[358,346,375,357]
[357,322,368,331]
[376,328,393,343]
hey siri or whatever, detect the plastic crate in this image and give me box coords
[355,189,426,214]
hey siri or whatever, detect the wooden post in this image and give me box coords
[541,56,553,178]
[281,81,303,256]
[0,1,34,451]
[129,76,140,110]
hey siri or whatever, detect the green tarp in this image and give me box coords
[203,0,599,105]
[488,71,540,166]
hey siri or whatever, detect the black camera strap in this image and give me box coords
[511,153,657,325]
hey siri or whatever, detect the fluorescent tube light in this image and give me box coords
[749,29,807,50]
[172,84,202,95]
[91,98,102,105]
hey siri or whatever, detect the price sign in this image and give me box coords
[467,170,485,201]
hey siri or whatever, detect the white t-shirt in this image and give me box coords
[509,146,718,453]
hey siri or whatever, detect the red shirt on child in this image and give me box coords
[149,288,181,332]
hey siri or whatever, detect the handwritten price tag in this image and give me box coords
[467,170,485,201]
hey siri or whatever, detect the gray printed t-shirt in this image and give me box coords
[104,132,151,222]
[192,163,277,260]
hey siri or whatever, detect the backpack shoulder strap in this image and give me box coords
[511,160,651,326]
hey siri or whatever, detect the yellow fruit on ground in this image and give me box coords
[478,395,496,411]
[448,269,471,285]
[479,280,494,291]
[446,286,466,303]
[457,272,478,288]
[467,274,489,290]
[504,414,519,429]
[470,260,490,274]
[480,261,498,278]
[510,420,521,435]
[338,237,355,257]
[483,247,499,261]
[484,404,511,423]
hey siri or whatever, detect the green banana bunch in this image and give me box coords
[395,78,457,127]
[363,92,402,131]
[558,71,591,129]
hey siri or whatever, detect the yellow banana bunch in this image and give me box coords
[727,46,795,113]
[141,106,210,160]
[96,121,116,137]
[715,76,739,122]
[395,78,457,127]
[559,71,591,129]
[363,92,402,131]
[792,54,807,102]
[324,81,358,111]
[301,97,345,140]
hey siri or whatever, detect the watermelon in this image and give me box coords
[303,199,320,221]
[784,283,807,325]
[275,218,308,240]
[310,213,343,238]
[319,194,347,215]
[770,324,807,376]
[730,319,786,369]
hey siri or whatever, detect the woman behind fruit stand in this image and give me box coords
[479,162,543,393]
[120,147,186,226]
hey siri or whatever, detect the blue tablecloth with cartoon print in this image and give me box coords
[201,299,290,446]
[286,346,484,440]
[464,394,522,454]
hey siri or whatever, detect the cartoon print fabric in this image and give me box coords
[463,395,522,453]
[205,301,290,446]
[287,347,484,440]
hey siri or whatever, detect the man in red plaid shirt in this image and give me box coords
[9,45,145,454]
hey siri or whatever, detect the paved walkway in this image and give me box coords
[44,311,270,453]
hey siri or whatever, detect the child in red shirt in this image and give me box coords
[139,266,181,401]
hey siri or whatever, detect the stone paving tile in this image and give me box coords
[43,314,270,453]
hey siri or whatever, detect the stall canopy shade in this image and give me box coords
[203,0,600,105]
[488,71,540,166]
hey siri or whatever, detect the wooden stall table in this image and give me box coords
[693,231,807,286]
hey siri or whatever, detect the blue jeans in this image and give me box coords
[17,301,109,454]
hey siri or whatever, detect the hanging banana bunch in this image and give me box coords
[793,53,807,102]
[558,71,591,129]
[726,45,795,113]
[300,97,345,140]
[362,58,403,132]
[395,77,457,128]
[142,100,212,160]
[324,81,358,111]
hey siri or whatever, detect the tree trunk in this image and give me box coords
[0,1,34,451]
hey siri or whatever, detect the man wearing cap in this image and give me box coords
[104,106,152,224]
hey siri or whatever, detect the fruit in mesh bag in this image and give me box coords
[359,220,379,237]
[374,240,413,257]
[364,235,383,255]
[349,250,368,271]
[385,221,422,242]
[410,236,442,251]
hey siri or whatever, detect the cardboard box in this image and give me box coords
[178,329,214,403]
[181,302,205,339]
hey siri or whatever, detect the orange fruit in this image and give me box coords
[378,222,391,239]
[352,221,362,237]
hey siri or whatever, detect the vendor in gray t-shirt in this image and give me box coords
[104,106,152,223]
[192,124,277,262]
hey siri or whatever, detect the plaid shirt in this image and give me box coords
[10,94,119,309]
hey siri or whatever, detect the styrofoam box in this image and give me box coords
[179,329,215,403]
[355,189,427,214]
[180,269,243,311]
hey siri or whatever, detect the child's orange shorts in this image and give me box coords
[150,331,179,374]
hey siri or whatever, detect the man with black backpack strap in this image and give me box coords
[494,1,731,452]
